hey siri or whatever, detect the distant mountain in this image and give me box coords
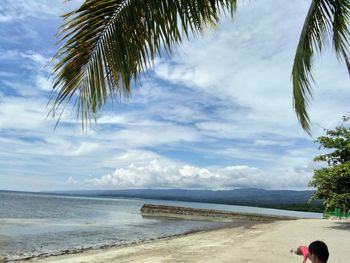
[49,188,322,212]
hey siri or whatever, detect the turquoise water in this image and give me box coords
[0,191,321,261]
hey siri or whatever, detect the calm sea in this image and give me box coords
[0,191,322,261]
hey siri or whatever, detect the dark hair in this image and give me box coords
[308,240,329,262]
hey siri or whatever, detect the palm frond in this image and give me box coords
[51,0,237,125]
[332,0,350,74]
[332,0,350,57]
[292,0,350,133]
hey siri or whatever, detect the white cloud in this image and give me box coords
[152,0,348,138]
[104,124,200,148]
[72,142,99,156]
[0,96,48,130]
[67,176,78,185]
[254,140,282,146]
[102,150,164,168]
[0,49,53,94]
[69,158,313,190]
[35,75,53,91]
[0,14,14,23]
[0,0,83,23]
[19,51,51,67]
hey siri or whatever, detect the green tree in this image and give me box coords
[52,0,350,132]
[309,115,350,212]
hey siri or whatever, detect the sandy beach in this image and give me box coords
[19,219,349,263]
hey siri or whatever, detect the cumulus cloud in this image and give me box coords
[69,159,264,189]
[66,176,78,185]
[68,158,313,190]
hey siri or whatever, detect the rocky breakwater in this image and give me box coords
[141,204,300,221]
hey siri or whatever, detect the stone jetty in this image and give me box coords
[140,204,300,221]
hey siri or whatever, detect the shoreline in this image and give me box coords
[5,220,262,262]
[14,219,350,263]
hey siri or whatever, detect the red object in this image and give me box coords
[299,245,309,261]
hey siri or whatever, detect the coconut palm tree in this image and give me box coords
[52,0,350,133]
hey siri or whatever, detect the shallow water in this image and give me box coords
[0,191,322,261]
[0,192,233,260]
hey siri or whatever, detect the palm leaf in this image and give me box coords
[332,0,350,74]
[54,0,350,132]
[292,0,350,133]
[51,0,237,125]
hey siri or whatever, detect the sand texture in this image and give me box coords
[21,219,349,263]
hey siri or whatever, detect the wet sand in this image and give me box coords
[19,219,349,263]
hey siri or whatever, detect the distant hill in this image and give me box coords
[50,188,323,213]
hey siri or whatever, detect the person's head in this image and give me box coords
[308,241,329,263]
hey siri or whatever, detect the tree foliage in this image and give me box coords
[52,0,350,132]
[309,116,350,212]
[292,0,350,133]
[51,0,237,124]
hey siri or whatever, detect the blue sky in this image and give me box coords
[0,0,349,191]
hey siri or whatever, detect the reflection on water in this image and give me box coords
[0,191,322,261]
